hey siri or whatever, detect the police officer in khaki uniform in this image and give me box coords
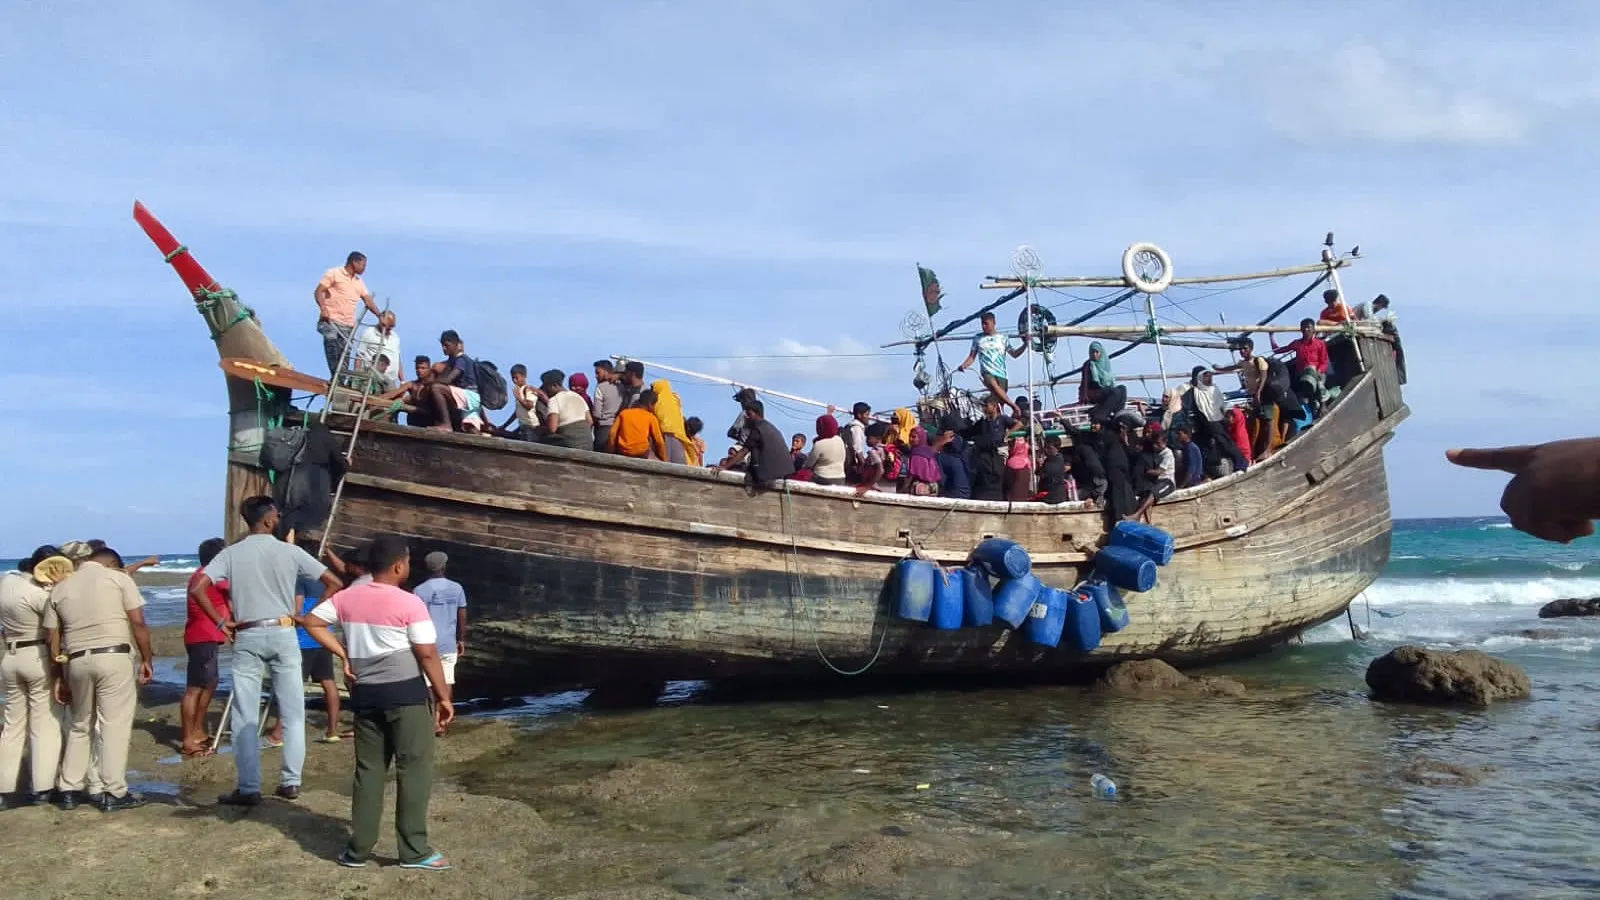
[44,546,155,811]
[0,546,68,809]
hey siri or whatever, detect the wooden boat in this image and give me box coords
[139,203,1407,694]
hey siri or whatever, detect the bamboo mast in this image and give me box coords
[1012,246,1041,478]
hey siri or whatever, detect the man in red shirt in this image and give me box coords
[1270,318,1330,416]
[181,538,231,757]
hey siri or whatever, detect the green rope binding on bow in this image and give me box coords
[163,244,188,262]
[1145,317,1164,341]
[228,378,289,476]
[193,286,257,340]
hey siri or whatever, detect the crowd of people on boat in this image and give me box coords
[312,253,1403,523]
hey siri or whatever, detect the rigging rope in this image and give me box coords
[780,484,890,676]
[193,287,257,340]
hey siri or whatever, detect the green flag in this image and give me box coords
[918,265,943,317]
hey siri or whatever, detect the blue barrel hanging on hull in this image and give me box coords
[1081,578,1130,632]
[931,568,966,630]
[962,566,995,626]
[1023,587,1069,647]
[992,574,1042,628]
[972,538,1032,580]
[1108,520,1175,566]
[893,558,939,621]
[1065,589,1103,651]
[1094,545,1158,593]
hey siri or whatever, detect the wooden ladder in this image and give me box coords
[315,310,385,560]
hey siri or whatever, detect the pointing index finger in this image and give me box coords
[1445,446,1537,473]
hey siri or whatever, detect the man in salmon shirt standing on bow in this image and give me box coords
[314,251,385,376]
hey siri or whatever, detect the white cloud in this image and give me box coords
[1263,43,1528,146]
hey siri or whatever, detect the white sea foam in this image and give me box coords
[1362,576,1600,608]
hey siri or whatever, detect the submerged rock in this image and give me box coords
[548,758,701,808]
[1365,646,1531,706]
[791,833,976,891]
[1096,659,1246,698]
[1400,756,1495,787]
[1537,597,1600,618]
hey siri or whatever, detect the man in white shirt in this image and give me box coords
[538,369,593,450]
[354,311,401,379]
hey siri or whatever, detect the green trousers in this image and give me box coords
[347,703,436,864]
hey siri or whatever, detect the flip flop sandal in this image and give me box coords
[398,852,452,871]
[315,735,342,744]
[261,738,285,749]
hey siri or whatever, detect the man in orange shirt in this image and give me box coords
[315,252,385,375]
[608,390,669,460]
[1316,288,1352,324]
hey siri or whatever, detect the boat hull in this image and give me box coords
[321,336,1407,693]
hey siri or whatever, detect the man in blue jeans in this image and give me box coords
[189,496,343,806]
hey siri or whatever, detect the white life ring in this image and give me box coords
[1121,242,1173,293]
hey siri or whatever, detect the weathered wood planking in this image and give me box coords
[314,335,1406,692]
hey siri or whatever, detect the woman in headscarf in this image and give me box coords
[1078,342,1127,424]
[903,426,942,496]
[1100,420,1139,522]
[891,408,917,451]
[649,379,696,465]
[1184,365,1248,475]
[568,371,594,414]
[804,415,848,485]
[1002,437,1034,501]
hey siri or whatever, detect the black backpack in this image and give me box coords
[259,426,307,474]
[1263,356,1293,402]
[474,360,508,410]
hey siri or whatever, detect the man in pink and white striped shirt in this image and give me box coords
[301,535,454,872]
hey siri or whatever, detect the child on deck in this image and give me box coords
[1037,435,1077,504]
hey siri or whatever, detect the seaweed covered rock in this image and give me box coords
[1096,659,1246,697]
[1365,646,1530,706]
[1537,597,1600,618]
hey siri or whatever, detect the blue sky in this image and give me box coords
[2,1,1595,554]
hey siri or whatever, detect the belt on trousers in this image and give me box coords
[6,639,44,651]
[235,616,295,631]
[66,644,131,660]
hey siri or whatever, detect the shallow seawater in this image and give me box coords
[445,614,1600,899]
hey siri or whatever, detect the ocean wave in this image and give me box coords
[1481,522,1513,530]
[1364,576,1600,608]
[143,564,198,573]
[1383,555,1600,580]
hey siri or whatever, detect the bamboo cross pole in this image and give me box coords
[981,257,1355,290]
[1041,322,1383,337]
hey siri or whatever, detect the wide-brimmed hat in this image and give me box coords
[59,540,94,561]
[18,545,60,574]
[32,556,76,585]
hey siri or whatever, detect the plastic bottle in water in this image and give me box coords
[1089,773,1116,799]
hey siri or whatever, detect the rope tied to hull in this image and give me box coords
[780,483,890,676]
[163,244,188,262]
[193,287,257,340]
